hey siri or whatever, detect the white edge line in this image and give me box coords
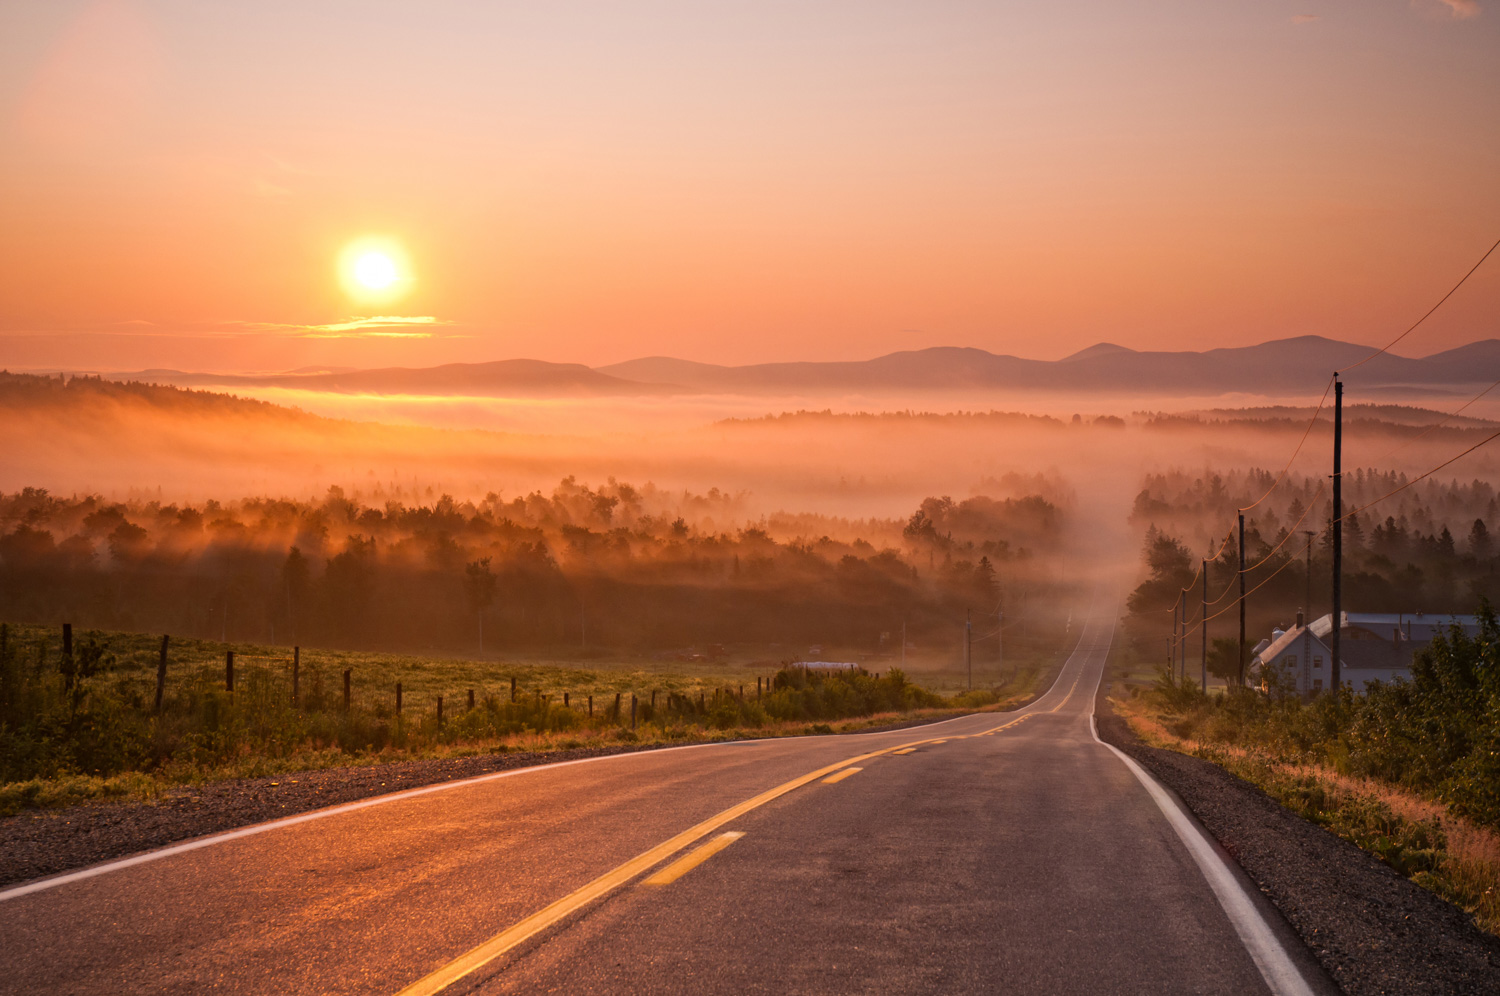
[1086,631,1316,996]
[0,677,1073,904]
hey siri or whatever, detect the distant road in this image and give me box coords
[1,607,1332,995]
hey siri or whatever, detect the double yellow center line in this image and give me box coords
[394,712,1043,996]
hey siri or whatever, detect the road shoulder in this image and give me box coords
[1095,690,1500,996]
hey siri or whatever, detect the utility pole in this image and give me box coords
[1201,559,1208,693]
[1238,513,1247,687]
[1303,530,1315,618]
[1178,591,1187,682]
[1172,597,1180,682]
[965,609,972,691]
[996,598,1003,676]
[1331,376,1343,693]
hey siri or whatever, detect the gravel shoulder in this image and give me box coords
[1095,689,1500,996]
[0,707,986,890]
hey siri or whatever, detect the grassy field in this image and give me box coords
[0,621,1071,813]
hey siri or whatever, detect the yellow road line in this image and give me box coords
[821,767,862,784]
[393,740,924,996]
[643,832,744,885]
[1050,678,1081,712]
[929,739,948,744]
[392,705,1057,996]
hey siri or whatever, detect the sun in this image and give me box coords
[354,251,398,291]
[338,237,411,303]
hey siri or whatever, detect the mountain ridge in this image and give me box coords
[74,335,1500,399]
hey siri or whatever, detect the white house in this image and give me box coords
[1252,611,1479,694]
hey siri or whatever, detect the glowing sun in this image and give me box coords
[339,238,411,302]
[354,251,398,290]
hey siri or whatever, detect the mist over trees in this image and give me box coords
[1124,466,1500,657]
[0,479,1064,657]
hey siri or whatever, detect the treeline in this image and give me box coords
[0,371,321,425]
[1125,467,1500,660]
[0,480,1064,656]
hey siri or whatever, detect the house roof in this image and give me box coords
[1254,612,1480,669]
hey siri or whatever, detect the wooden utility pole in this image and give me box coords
[965,609,972,691]
[1200,560,1208,693]
[155,635,169,713]
[1331,376,1343,693]
[1173,598,1181,682]
[1174,595,1181,681]
[1238,513,1247,686]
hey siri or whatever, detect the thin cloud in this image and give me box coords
[1291,14,1319,24]
[235,316,451,339]
[1430,0,1481,17]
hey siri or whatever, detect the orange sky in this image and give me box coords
[1,0,1497,372]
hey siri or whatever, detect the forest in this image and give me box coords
[1124,465,1500,669]
[0,478,1066,659]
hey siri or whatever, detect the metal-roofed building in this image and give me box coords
[1251,612,1479,694]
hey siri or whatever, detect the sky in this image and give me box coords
[0,0,1497,373]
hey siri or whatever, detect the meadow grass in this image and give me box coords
[0,621,1064,812]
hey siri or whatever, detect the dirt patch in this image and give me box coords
[1095,694,1500,996]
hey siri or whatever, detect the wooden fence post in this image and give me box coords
[631,694,637,730]
[342,669,351,712]
[153,635,169,713]
[613,692,621,718]
[225,650,234,694]
[563,691,570,708]
[437,695,444,725]
[62,623,72,661]
[292,646,300,706]
[510,676,517,703]
[651,689,657,711]
[468,688,475,710]
[588,694,593,717]
[396,681,403,715]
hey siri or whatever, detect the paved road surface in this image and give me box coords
[1,610,1331,995]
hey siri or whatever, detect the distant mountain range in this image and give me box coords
[92,336,1500,398]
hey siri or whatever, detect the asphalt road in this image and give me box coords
[1,611,1334,995]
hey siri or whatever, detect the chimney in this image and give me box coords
[1295,611,1304,628]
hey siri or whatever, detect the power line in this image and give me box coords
[1173,534,1316,647]
[1361,373,1500,469]
[1161,233,1500,637]
[1338,426,1500,524]
[1343,235,1500,372]
[1238,374,1336,512]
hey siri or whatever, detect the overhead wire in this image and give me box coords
[1237,374,1336,513]
[1337,426,1500,525]
[1359,373,1500,470]
[1342,235,1500,373]
[1163,232,1500,641]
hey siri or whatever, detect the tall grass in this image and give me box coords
[0,623,968,811]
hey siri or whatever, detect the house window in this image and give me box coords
[1283,655,1297,668]
[1313,679,1323,691]
[1313,656,1323,669]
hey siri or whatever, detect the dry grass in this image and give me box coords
[1115,688,1500,936]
